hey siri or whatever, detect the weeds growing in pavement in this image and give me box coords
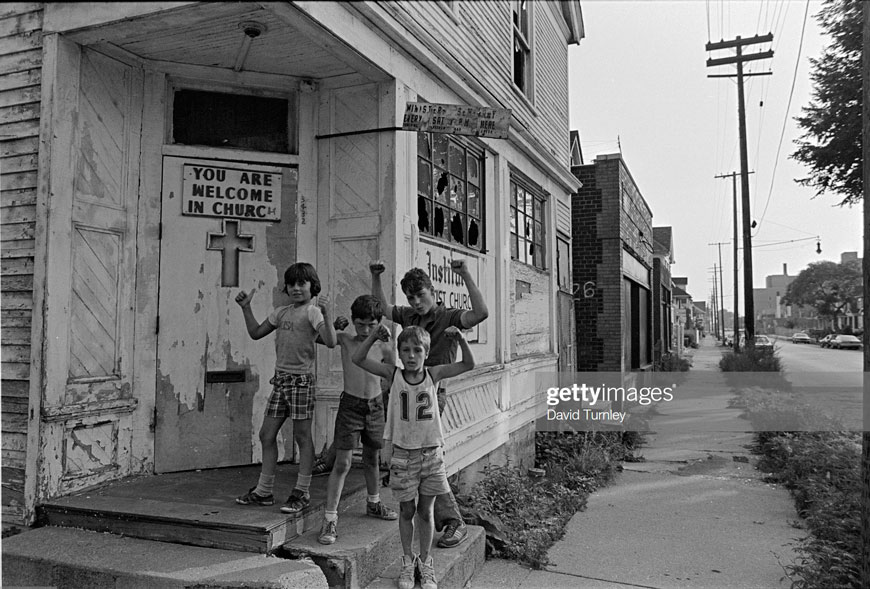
[458,431,642,569]
[719,344,782,372]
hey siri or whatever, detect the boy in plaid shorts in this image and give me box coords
[234,262,337,513]
[352,324,475,589]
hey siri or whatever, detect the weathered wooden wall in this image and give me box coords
[0,2,42,531]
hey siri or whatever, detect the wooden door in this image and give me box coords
[155,156,297,472]
[557,291,575,373]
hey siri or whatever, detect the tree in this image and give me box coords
[783,259,862,326]
[791,0,863,206]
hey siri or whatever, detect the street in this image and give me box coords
[770,335,864,378]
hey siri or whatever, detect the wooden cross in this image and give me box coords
[207,220,255,287]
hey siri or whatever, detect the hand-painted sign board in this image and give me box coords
[181,163,282,222]
[402,102,511,139]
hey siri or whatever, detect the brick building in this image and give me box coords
[570,153,653,372]
[652,226,674,361]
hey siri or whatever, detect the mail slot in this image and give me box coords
[206,370,246,383]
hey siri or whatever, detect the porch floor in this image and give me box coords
[37,462,368,553]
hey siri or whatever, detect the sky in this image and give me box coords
[567,0,863,310]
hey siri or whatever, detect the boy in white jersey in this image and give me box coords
[353,324,475,589]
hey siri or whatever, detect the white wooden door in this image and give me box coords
[155,156,297,472]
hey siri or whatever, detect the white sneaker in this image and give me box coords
[397,554,417,589]
[419,555,437,589]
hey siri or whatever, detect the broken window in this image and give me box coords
[417,132,484,252]
[510,174,546,270]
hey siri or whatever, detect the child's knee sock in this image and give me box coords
[294,474,312,495]
[325,510,338,523]
[255,473,275,496]
[368,493,380,504]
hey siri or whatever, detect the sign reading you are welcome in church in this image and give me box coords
[181,163,282,222]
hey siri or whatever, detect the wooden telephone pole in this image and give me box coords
[707,34,773,342]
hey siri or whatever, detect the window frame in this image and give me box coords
[416,131,486,253]
[509,173,547,270]
[511,0,534,98]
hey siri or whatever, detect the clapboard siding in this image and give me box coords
[0,3,42,532]
[394,1,572,165]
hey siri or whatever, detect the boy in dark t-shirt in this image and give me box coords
[370,258,488,548]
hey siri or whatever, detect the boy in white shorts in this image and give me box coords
[352,324,475,589]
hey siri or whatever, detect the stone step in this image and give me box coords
[276,488,484,589]
[1,526,328,589]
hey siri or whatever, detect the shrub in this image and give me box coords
[719,345,782,372]
[460,431,642,569]
[653,352,692,372]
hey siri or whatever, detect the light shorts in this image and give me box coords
[333,392,385,450]
[389,445,450,503]
[265,371,315,420]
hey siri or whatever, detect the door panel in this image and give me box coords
[155,156,297,472]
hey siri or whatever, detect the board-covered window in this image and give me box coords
[510,174,546,269]
[416,132,485,252]
[173,89,296,154]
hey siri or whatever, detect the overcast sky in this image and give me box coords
[568,0,863,309]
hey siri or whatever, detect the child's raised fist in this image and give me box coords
[450,259,469,275]
[375,323,391,342]
[316,295,330,314]
[235,289,255,308]
[443,326,463,340]
[369,260,386,276]
[334,316,350,331]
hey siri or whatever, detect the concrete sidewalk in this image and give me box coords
[471,336,804,589]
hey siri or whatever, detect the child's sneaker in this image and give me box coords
[312,459,331,477]
[397,555,417,589]
[366,501,398,520]
[279,489,310,513]
[317,519,338,545]
[418,555,437,589]
[235,487,274,506]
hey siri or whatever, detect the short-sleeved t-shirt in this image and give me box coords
[392,303,464,366]
[268,303,324,374]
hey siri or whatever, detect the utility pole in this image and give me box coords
[713,172,753,352]
[710,267,720,339]
[707,34,773,343]
[708,242,729,345]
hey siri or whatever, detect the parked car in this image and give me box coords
[818,335,834,348]
[739,334,773,349]
[830,334,862,350]
[791,332,812,344]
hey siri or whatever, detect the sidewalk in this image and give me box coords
[471,336,804,588]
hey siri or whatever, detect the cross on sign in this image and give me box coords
[207,220,255,287]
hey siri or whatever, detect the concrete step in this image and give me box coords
[2,526,328,589]
[276,488,484,589]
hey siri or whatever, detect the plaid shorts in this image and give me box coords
[265,372,315,420]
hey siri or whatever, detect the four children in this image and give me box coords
[235,258,487,589]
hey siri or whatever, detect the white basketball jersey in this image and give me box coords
[384,368,444,449]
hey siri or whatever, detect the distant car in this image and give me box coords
[739,334,773,349]
[791,332,812,344]
[818,335,834,348]
[830,334,862,350]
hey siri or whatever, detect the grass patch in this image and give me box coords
[719,345,783,372]
[731,387,861,588]
[458,431,642,569]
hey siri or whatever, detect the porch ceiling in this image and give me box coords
[61,2,385,82]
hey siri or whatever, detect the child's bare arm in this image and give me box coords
[235,289,275,340]
[352,322,394,380]
[451,260,489,329]
[370,260,395,321]
[316,295,337,348]
[317,316,349,344]
[429,327,475,381]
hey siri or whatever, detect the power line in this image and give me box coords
[755,0,811,235]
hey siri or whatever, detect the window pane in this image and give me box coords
[448,142,466,177]
[533,197,542,220]
[173,90,291,153]
[468,185,480,218]
[434,170,449,204]
[418,159,432,196]
[417,196,432,234]
[417,133,431,159]
[449,176,465,211]
[511,235,519,259]
[534,221,542,242]
[450,212,465,244]
[468,218,480,247]
[433,205,447,238]
[510,184,517,209]
[467,155,480,187]
[509,208,517,234]
[524,216,531,238]
[432,134,448,169]
[525,191,534,216]
[534,244,543,268]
